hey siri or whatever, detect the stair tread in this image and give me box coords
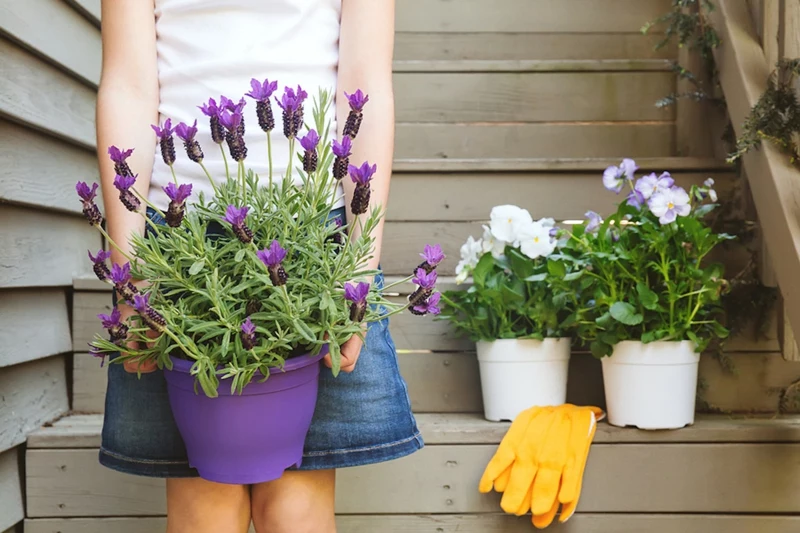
[29,413,800,449]
[394,59,673,73]
[393,157,730,173]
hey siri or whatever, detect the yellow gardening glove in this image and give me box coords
[479,406,540,493]
[557,406,601,524]
[530,405,573,516]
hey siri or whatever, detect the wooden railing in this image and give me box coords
[709,0,800,361]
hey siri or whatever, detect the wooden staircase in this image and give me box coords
[21,1,800,532]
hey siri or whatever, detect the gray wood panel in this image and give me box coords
[64,0,100,25]
[0,120,99,214]
[0,356,68,454]
[0,0,101,85]
[22,515,800,533]
[394,72,675,123]
[24,442,800,516]
[0,206,100,288]
[0,37,95,148]
[395,0,671,33]
[0,448,23,532]
[392,157,729,173]
[0,289,71,368]
[394,123,675,160]
[394,59,672,72]
[394,33,675,61]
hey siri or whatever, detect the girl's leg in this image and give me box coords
[166,478,252,533]
[250,470,337,533]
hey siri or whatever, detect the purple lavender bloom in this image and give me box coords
[626,189,646,209]
[109,262,132,287]
[132,293,166,332]
[409,267,438,307]
[175,120,202,162]
[151,119,177,166]
[332,137,353,180]
[276,86,308,139]
[246,78,279,101]
[98,307,129,345]
[114,174,141,212]
[241,316,258,350]
[344,90,370,112]
[349,162,377,215]
[76,181,103,226]
[163,183,193,227]
[257,240,289,286]
[88,249,112,281]
[219,110,248,161]
[218,110,243,132]
[417,244,445,274]
[151,118,174,141]
[344,281,370,322]
[108,146,134,177]
[223,205,254,243]
[221,96,246,114]
[89,344,106,366]
[349,162,377,186]
[199,98,226,144]
[299,130,320,173]
[411,292,442,316]
[343,90,368,138]
[585,211,602,233]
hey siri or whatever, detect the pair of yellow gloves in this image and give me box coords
[479,404,604,529]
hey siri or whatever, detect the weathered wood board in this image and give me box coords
[0,447,23,532]
[0,289,71,368]
[0,356,68,454]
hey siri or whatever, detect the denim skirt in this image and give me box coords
[99,208,423,478]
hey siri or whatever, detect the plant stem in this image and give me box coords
[220,144,230,181]
[239,160,246,205]
[267,132,273,186]
[198,161,219,195]
[95,225,135,263]
[169,164,178,185]
[132,188,166,218]
[286,138,296,184]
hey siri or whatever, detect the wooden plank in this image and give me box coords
[23,515,800,533]
[0,206,100,288]
[0,289,70,368]
[394,33,676,62]
[0,0,101,85]
[64,0,101,26]
[0,448,23,532]
[73,352,106,413]
[0,37,96,148]
[392,157,729,173]
[0,356,68,454]
[0,120,99,214]
[709,1,800,374]
[25,442,800,516]
[394,72,676,123]
[393,59,672,72]
[396,0,671,33]
[778,300,800,361]
[762,0,781,67]
[395,123,675,160]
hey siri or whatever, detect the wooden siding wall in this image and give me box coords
[0,1,101,530]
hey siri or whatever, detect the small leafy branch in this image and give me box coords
[728,58,800,168]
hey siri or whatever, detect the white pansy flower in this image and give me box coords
[517,221,557,259]
[481,225,506,259]
[489,205,533,246]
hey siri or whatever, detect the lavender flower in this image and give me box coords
[585,211,602,233]
[241,317,258,350]
[257,240,289,286]
[132,293,166,332]
[635,172,674,200]
[163,183,193,227]
[276,86,308,139]
[89,344,106,366]
[108,146,134,177]
[410,292,441,317]
[299,130,320,173]
[175,120,204,163]
[109,262,139,302]
[344,281,370,322]
[349,162,377,215]
[113,174,141,212]
[223,205,253,243]
[246,78,278,132]
[408,268,438,307]
[603,158,638,193]
[343,90,369,139]
[416,244,445,274]
[221,96,247,136]
[88,249,112,281]
[199,98,225,144]
[219,110,248,161]
[327,217,345,246]
[98,307,129,345]
[649,186,691,225]
[332,137,352,180]
[76,181,102,226]
[151,119,176,166]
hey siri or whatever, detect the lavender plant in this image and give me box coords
[78,84,442,397]
[567,159,733,358]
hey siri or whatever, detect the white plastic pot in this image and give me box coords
[476,338,571,422]
[602,340,700,430]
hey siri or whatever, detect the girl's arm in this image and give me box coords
[330,0,396,372]
[97,0,159,371]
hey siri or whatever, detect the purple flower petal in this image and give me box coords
[299,130,320,152]
[256,240,288,268]
[108,146,134,164]
[218,110,243,132]
[412,268,438,290]
[348,161,378,186]
[113,174,137,192]
[332,137,353,158]
[76,181,99,202]
[151,118,174,140]
[132,293,149,314]
[174,120,199,142]
[585,211,602,233]
[413,292,441,315]
[420,244,445,267]
[241,317,256,336]
[163,183,193,204]
[344,90,369,112]
[246,78,279,101]
[275,85,308,113]
[198,98,220,117]
[98,308,122,329]
[88,249,112,264]
[223,205,249,226]
[344,281,370,304]
[109,262,132,286]
[626,189,646,209]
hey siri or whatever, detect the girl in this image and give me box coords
[96,1,420,532]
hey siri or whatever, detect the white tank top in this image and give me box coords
[149,0,343,210]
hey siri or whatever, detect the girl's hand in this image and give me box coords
[118,280,159,374]
[323,328,365,373]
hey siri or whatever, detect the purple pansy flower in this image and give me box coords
[332,137,353,180]
[246,78,279,101]
[151,119,177,166]
[344,281,370,322]
[223,205,253,243]
[257,240,289,286]
[108,146,134,177]
[635,172,675,201]
[585,211,602,233]
[703,178,718,202]
[132,293,167,332]
[343,90,368,138]
[417,244,445,274]
[626,189,646,209]
[344,90,370,112]
[241,317,258,350]
[603,158,638,193]
[114,174,141,212]
[88,249,112,281]
[649,186,692,225]
[412,292,442,316]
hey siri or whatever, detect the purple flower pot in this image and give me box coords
[163,347,327,485]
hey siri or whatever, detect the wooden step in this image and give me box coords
[24,413,800,521]
[393,59,673,72]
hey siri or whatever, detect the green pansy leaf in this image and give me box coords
[563,271,583,281]
[590,341,612,359]
[610,302,643,326]
[636,283,659,310]
[547,260,567,278]
[525,273,547,282]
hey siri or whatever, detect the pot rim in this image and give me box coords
[167,344,329,376]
